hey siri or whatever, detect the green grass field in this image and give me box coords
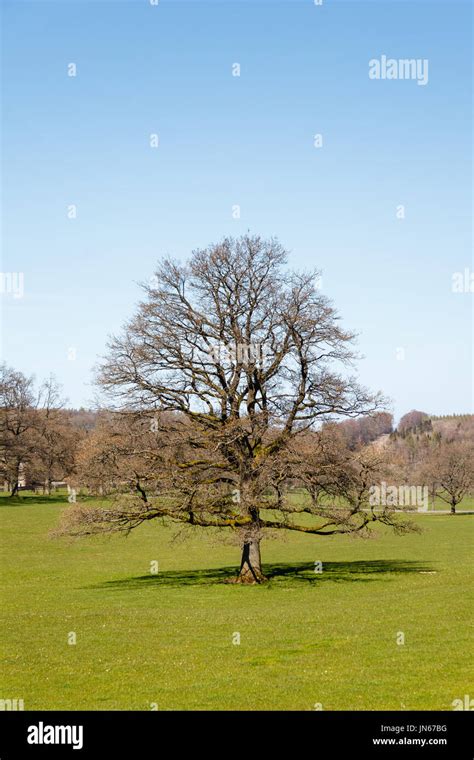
[1,493,473,710]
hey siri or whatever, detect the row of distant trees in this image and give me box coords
[2,370,471,519]
[3,369,472,515]
[70,407,473,512]
[1,237,473,582]
[0,365,81,495]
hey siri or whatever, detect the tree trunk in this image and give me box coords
[450,502,456,515]
[10,461,21,497]
[237,538,266,584]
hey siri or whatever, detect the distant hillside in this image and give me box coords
[63,408,474,444]
[394,410,474,443]
[430,415,474,442]
[66,409,100,432]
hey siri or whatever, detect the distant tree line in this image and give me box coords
[0,364,85,495]
[1,365,472,521]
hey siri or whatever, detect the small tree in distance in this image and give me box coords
[423,440,474,514]
[57,235,415,583]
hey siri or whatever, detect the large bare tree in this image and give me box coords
[58,236,405,582]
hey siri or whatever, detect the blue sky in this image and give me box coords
[2,0,472,421]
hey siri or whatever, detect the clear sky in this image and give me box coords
[1,0,472,421]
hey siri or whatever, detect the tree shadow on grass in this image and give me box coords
[88,559,436,591]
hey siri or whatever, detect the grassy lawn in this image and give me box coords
[1,493,473,711]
